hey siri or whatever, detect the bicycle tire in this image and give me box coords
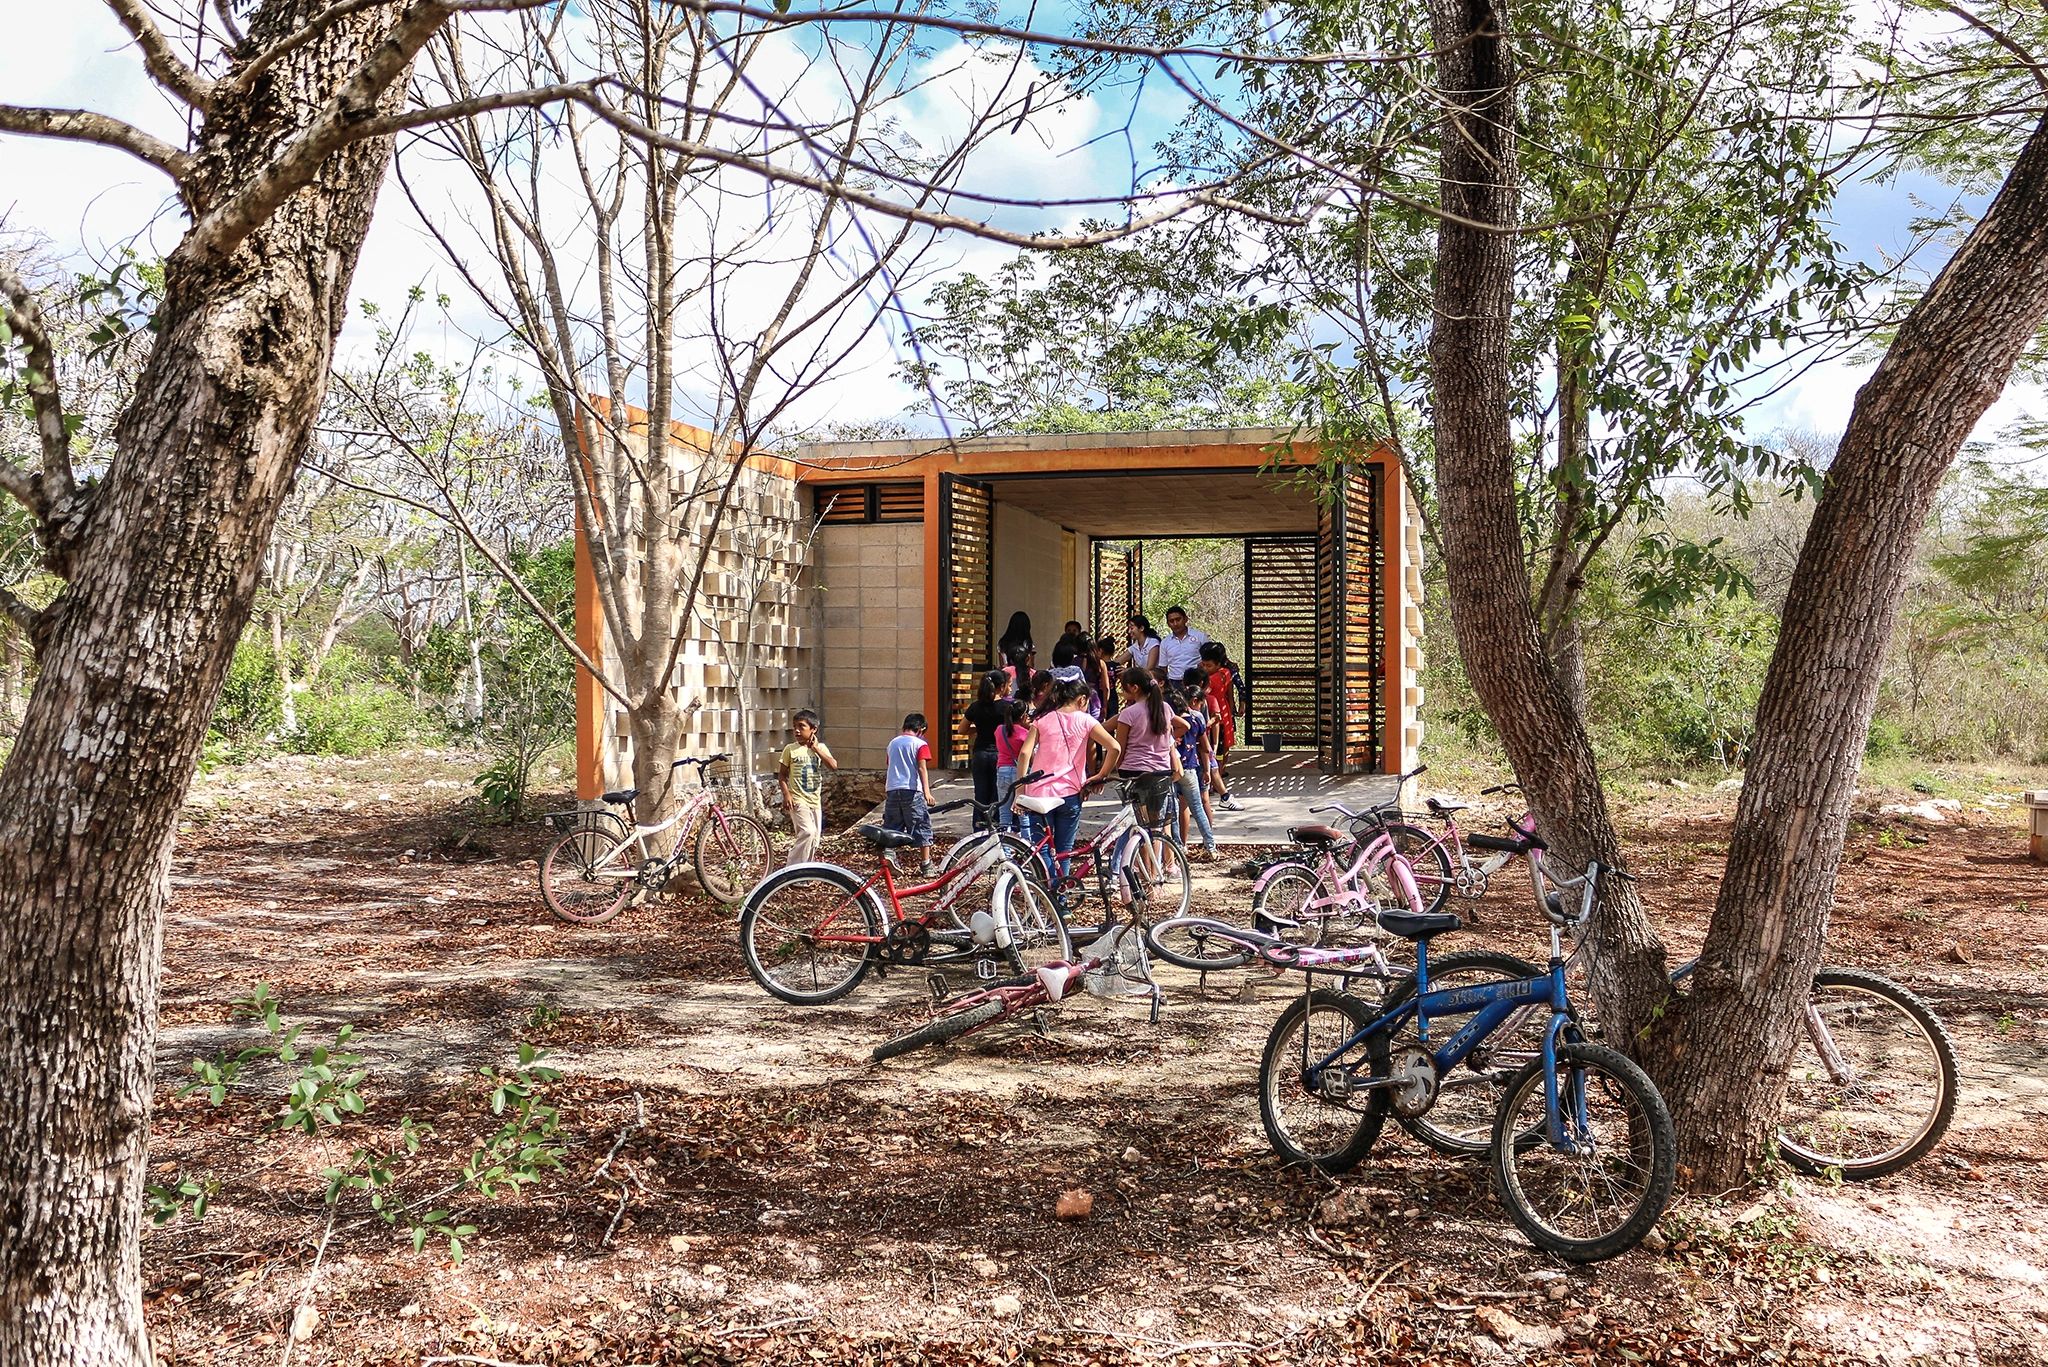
[1777,967,1958,1180]
[1490,1042,1676,1263]
[996,873,1073,976]
[1382,821,1453,916]
[872,1000,1005,1061]
[540,828,635,926]
[938,829,1050,889]
[1257,988,1387,1173]
[738,865,881,1005]
[694,811,774,904]
[1376,950,1547,1156]
[1145,913,1254,971]
[1250,865,1328,949]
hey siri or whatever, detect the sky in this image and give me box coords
[0,3,2040,457]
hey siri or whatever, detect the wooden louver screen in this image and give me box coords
[1092,541,1141,640]
[1243,537,1320,747]
[939,476,994,766]
[812,481,924,525]
[1328,463,1384,772]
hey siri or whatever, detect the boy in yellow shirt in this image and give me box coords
[778,710,837,866]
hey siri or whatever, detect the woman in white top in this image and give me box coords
[1124,614,1162,672]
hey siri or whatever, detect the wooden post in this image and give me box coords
[2028,790,2048,864]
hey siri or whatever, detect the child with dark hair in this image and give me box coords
[1199,643,1244,812]
[778,708,837,866]
[883,714,934,870]
[993,700,1029,832]
[1167,686,1217,860]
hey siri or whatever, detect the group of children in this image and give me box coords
[776,619,1250,872]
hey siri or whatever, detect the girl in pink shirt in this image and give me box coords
[1015,679,1119,875]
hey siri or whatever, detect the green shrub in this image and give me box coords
[288,684,416,756]
[1863,717,1906,760]
[211,637,284,753]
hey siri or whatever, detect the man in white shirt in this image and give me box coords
[1157,605,1210,679]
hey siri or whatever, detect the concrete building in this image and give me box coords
[573,419,1423,797]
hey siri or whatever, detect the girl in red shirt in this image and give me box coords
[1199,643,1245,813]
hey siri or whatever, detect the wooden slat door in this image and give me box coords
[1243,536,1320,746]
[1092,540,1141,639]
[1319,462,1384,772]
[939,475,994,767]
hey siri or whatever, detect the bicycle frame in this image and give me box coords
[1253,826,1425,924]
[813,829,1029,954]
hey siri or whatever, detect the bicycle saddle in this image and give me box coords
[856,824,923,849]
[1377,909,1462,941]
[1287,824,1348,846]
[1465,829,1546,854]
[1425,797,1468,815]
[601,788,638,806]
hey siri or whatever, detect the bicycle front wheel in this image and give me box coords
[540,828,635,925]
[872,999,1006,1061]
[1383,822,1453,916]
[1778,968,1958,1180]
[1491,1042,1676,1263]
[738,866,880,1005]
[694,811,774,903]
[997,873,1072,976]
[1257,988,1386,1173]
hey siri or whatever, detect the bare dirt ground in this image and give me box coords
[144,751,2048,1366]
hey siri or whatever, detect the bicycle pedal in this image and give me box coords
[927,972,951,1004]
[975,959,998,980]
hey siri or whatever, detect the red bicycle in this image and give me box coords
[737,775,1070,1004]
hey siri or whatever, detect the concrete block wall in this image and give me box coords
[811,521,925,771]
[597,443,815,792]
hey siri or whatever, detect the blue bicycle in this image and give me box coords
[1162,859,1676,1262]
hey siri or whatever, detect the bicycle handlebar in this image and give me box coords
[672,753,731,769]
[1479,780,1523,796]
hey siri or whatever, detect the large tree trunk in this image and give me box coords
[0,7,418,1360]
[1424,0,1671,1010]
[1637,106,2048,1187]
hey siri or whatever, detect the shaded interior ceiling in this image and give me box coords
[986,471,1317,538]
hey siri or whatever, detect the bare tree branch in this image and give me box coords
[0,259,78,522]
[665,0,1460,69]
[179,0,460,266]
[0,584,39,641]
[1940,1,2048,94]
[0,105,195,180]
[104,0,215,107]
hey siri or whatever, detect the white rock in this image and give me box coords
[991,1293,1023,1316]
[290,1304,320,1342]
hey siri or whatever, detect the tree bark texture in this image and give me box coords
[0,6,419,1360]
[1646,106,2048,1187]
[1423,0,1671,1013]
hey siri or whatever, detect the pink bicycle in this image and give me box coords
[1210,799,1444,962]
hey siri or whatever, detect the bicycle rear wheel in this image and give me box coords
[1257,988,1386,1173]
[1491,1043,1675,1263]
[738,866,880,1004]
[694,811,774,903]
[1250,865,1327,949]
[540,828,635,925]
[1777,968,1957,1179]
[873,1000,1005,1061]
[997,874,1072,975]
[1132,831,1192,919]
